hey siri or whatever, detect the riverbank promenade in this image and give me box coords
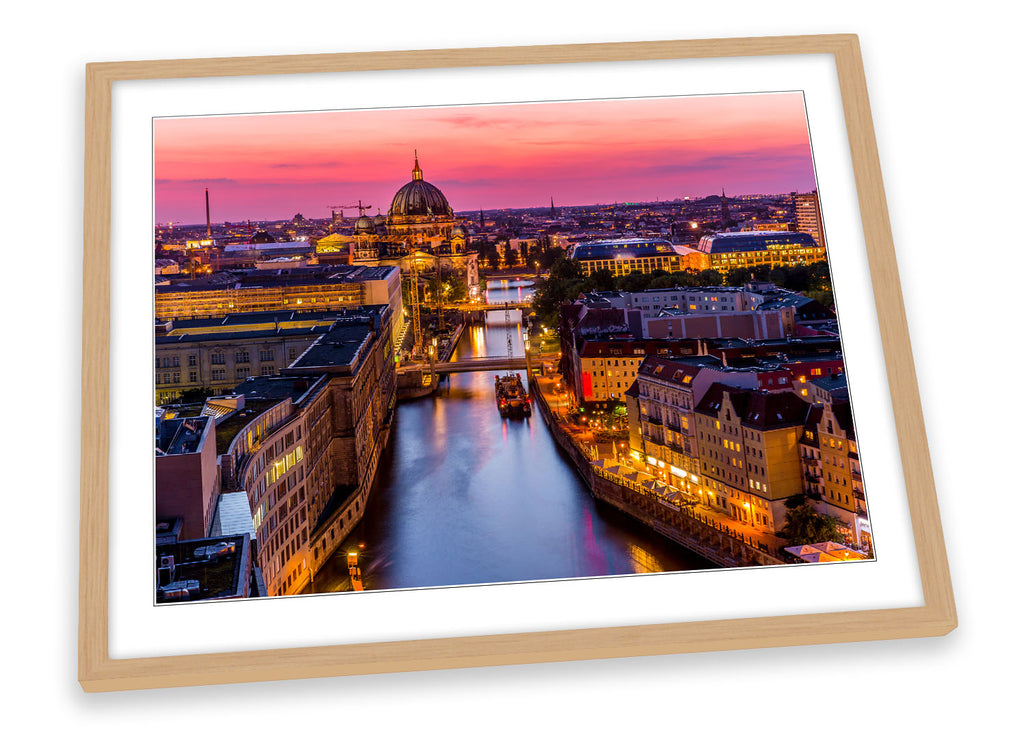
[532,371,789,562]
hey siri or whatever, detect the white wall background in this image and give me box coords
[3,1,1019,733]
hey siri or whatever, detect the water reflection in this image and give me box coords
[311,281,711,593]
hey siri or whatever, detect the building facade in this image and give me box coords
[695,231,825,272]
[155,414,220,541]
[154,264,401,321]
[153,310,355,404]
[793,191,825,247]
[801,400,870,550]
[568,238,708,277]
[694,384,810,532]
[157,308,397,598]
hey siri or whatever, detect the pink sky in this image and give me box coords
[154,93,817,224]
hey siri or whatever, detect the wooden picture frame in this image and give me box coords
[80,34,955,692]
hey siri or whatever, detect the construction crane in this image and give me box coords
[407,258,423,354]
[326,200,372,218]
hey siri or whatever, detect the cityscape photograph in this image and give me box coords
[152,92,874,604]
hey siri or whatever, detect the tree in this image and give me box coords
[782,495,847,545]
[177,387,219,404]
[587,268,615,291]
[549,256,581,281]
[617,271,652,292]
[696,268,724,286]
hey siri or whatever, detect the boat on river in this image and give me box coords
[495,373,531,417]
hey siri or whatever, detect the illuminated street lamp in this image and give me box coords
[428,336,438,383]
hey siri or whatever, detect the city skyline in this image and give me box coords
[154,92,817,224]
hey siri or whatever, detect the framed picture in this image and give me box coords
[80,34,955,692]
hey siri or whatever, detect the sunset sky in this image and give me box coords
[154,93,818,224]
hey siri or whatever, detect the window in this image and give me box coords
[260,350,274,362]
[236,368,251,379]
[212,369,226,381]
[188,354,197,366]
[211,353,225,365]
[189,371,197,382]
[235,350,250,363]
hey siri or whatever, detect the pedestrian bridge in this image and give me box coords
[455,301,533,312]
[397,355,528,376]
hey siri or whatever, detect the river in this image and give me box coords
[310,278,712,593]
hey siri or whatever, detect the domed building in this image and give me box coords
[353,214,376,235]
[387,153,456,247]
[352,214,381,260]
[313,152,480,315]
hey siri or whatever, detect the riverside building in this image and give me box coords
[154,264,403,340]
[156,307,396,598]
[153,308,379,404]
[800,399,870,551]
[693,383,810,532]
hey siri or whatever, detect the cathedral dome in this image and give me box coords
[451,225,466,237]
[354,215,376,234]
[251,229,275,244]
[389,153,452,218]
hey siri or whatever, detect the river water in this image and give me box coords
[311,279,712,593]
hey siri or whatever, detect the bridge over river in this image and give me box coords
[455,300,532,312]
[396,351,560,376]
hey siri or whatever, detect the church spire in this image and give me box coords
[412,150,423,181]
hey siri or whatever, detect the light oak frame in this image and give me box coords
[80,34,956,692]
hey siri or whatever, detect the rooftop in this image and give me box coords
[210,492,257,540]
[289,319,375,372]
[158,308,359,331]
[696,382,810,429]
[638,354,723,385]
[696,231,819,254]
[579,337,702,357]
[156,534,250,603]
[156,264,397,293]
[810,373,849,392]
[569,238,698,261]
[213,397,284,454]
[156,416,210,455]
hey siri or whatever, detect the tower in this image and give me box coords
[550,196,556,218]
[205,187,211,239]
[794,191,824,247]
[720,188,731,227]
